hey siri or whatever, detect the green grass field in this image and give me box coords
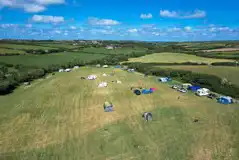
[82,47,148,55]
[0,67,238,159]
[0,48,26,55]
[0,43,57,50]
[157,65,239,86]
[127,52,233,64]
[0,52,106,67]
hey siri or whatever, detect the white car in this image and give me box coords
[172,85,179,89]
[178,88,187,93]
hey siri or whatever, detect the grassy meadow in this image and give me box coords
[157,65,239,86]
[0,48,26,55]
[0,67,238,159]
[0,52,106,67]
[126,52,233,64]
[0,43,57,50]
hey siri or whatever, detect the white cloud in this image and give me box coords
[0,0,65,13]
[184,26,192,31]
[168,27,181,32]
[34,0,65,5]
[25,24,32,28]
[160,10,206,19]
[128,28,138,33]
[70,26,77,30]
[0,24,18,28]
[140,13,152,19]
[32,15,64,23]
[23,4,46,13]
[88,17,120,26]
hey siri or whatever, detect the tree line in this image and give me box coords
[122,62,239,98]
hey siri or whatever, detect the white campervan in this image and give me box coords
[196,88,210,96]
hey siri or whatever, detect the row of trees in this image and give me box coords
[123,62,239,98]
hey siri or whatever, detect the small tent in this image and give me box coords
[142,88,154,94]
[98,82,107,88]
[103,65,109,68]
[134,89,141,95]
[59,69,64,72]
[142,112,153,121]
[116,80,122,84]
[96,64,101,68]
[158,77,172,82]
[182,83,192,88]
[73,66,79,69]
[103,73,107,76]
[88,75,97,80]
[217,96,233,104]
[115,65,121,68]
[188,86,201,91]
[65,68,72,72]
[128,69,135,72]
[103,101,113,112]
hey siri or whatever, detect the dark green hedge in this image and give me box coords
[123,62,239,98]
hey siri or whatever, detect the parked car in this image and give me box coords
[178,88,187,93]
[207,93,218,99]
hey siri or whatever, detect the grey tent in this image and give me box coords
[142,112,152,121]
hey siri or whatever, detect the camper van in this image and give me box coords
[196,88,210,96]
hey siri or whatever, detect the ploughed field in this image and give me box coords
[0,67,238,160]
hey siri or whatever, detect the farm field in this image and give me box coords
[82,47,148,55]
[0,48,26,55]
[126,52,233,64]
[0,67,238,159]
[157,65,239,86]
[0,52,106,67]
[203,48,239,52]
[0,43,57,50]
[35,42,80,49]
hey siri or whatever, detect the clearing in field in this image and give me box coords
[126,52,233,64]
[157,65,239,86]
[0,67,238,159]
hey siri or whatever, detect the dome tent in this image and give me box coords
[134,89,141,95]
[142,112,153,121]
[104,101,113,112]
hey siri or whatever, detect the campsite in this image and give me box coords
[0,64,239,159]
[0,40,239,159]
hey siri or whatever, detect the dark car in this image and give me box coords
[207,93,217,99]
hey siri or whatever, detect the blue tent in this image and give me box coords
[115,65,121,68]
[217,96,233,104]
[142,89,153,94]
[188,86,201,91]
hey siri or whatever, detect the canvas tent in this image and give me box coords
[103,73,107,76]
[217,96,233,104]
[134,89,141,95]
[128,69,135,72]
[98,82,107,88]
[103,65,109,68]
[182,83,192,88]
[96,64,101,68]
[88,75,97,80]
[142,88,156,94]
[142,112,153,121]
[65,68,71,72]
[73,66,79,69]
[59,69,64,72]
[103,101,113,112]
[188,86,201,91]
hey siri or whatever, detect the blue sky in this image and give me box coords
[0,0,239,41]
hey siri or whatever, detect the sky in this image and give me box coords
[0,0,239,41]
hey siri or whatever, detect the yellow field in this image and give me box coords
[126,52,233,64]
